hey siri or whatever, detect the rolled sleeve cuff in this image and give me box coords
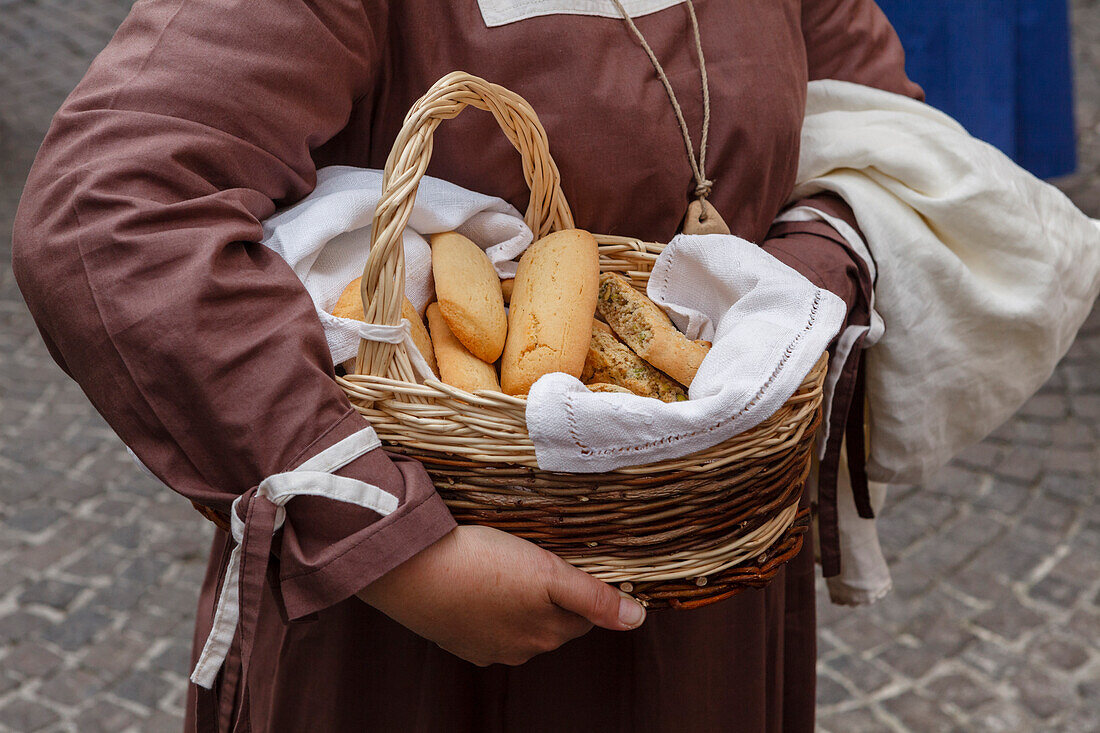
[273,410,457,620]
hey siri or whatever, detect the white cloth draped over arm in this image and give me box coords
[793,79,1100,485]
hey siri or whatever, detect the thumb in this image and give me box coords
[546,561,646,631]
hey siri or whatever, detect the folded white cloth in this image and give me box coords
[795,80,1100,486]
[527,234,845,472]
[260,165,532,367]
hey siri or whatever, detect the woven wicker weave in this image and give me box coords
[336,72,827,609]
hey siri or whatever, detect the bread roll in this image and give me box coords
[400,299,439,377]
[331,276,367,321]
[500,229,600,395]
[426,303,501,393]
[500,278,515,304]
[331,277,437,377]
[430,231,507,363]
[596,272,710,387]
[582,320,687,402]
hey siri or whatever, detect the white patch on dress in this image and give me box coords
[477,0,684,27]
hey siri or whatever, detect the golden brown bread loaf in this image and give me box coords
[430,231,507,363]
[582,320,687,402]
[426,303,501,393]
[596,272,710,387]
[500,229,599,395]
[331,277,437,377]
[500,278,514,304]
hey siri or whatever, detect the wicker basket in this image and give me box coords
[336,72,827,609]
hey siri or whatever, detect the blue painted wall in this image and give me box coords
[877,0,1077,178]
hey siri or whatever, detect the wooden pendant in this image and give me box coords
[682,198,730,236]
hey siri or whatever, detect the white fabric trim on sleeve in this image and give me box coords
[189,426,395,689]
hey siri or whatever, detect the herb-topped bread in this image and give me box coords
[582,320,687,402]
[596,272,710,387]
[585,382,634,395]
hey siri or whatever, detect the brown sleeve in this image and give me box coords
[763,193,874,578]
[801,0,925,101]
[763,195,871,364]
[11,0,455,620]
[763,197,868,322]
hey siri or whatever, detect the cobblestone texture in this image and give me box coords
[1,1,1098,731]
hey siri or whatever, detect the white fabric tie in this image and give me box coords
[190,426,396,688]
[357,320,437,381]
[358,320,409,345]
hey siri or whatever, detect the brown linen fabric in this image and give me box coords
[12,0,920,730]
[766,193,879,577]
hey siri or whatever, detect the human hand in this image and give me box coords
[357,524,646,666]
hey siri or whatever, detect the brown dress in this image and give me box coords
[12,0,920,730]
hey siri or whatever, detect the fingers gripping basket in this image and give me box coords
[337,72,828,609]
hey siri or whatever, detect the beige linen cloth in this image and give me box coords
[790,80,1100,604]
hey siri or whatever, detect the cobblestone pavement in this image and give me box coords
[1,2,1098,731]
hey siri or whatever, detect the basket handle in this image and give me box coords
[354,72,575,380]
